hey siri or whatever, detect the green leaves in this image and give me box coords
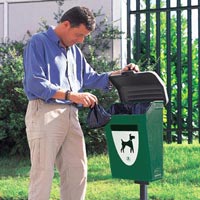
[132,2,199,141]
[0,42,28,156]
[77,11,123,154]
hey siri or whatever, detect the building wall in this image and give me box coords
[0,0,127,65]
[0,3,3,39]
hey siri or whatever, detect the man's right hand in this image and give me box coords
[69,92,98,108]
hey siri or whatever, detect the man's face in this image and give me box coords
[61,22,91,47]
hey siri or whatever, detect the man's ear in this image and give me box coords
[63,21,71,28]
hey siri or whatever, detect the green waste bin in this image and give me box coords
[105,71,168,182]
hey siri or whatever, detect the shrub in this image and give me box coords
[0,41,29,156]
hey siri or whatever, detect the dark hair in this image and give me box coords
[60,6,96,31]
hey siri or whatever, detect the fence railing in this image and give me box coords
[127,0,200,144]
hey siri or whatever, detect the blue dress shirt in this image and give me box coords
[23,27,110,104]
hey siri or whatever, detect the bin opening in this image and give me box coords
[110,124,138,131]
[107,102,151,115]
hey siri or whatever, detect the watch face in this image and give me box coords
[65,90,70,100]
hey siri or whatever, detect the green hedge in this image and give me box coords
[0,42,28,156]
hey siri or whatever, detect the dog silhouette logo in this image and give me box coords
[121,134,135,153]
[111,131,139,166]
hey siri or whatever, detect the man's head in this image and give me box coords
[60,6,96,32]
[55,6,96,47]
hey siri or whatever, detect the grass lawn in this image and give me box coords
[0,142,199,200]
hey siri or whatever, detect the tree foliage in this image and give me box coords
[77,9,123,154]
[0,42,28,156]
[132,1,199,141]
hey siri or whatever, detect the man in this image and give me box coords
[23,6,139,200]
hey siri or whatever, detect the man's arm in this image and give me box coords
[52,63,139,107]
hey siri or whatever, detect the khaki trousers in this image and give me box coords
[25,99,87,200]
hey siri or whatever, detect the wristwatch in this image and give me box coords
[65,90,71,100]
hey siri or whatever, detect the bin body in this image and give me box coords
[105,71,168,182]
[105,101,163,182]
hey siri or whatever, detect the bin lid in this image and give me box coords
[109,71,169,105]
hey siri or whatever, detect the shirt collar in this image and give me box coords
[46,26,61,46]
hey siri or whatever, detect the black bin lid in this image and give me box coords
[109,71,169,105]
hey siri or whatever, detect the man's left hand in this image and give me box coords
[122,63,140,73]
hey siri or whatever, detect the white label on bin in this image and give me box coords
[111,131,139,166]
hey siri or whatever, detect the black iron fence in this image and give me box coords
[127,0,200,143]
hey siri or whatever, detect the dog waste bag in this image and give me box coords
[105,71,168,182]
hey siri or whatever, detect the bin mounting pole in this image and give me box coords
[135,181,149,200]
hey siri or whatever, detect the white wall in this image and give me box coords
[0,0,113,41]
[0,0,127,65]
[0,3,3,39]
[112,0,127,66]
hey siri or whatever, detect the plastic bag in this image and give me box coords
[87,104,111,129]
